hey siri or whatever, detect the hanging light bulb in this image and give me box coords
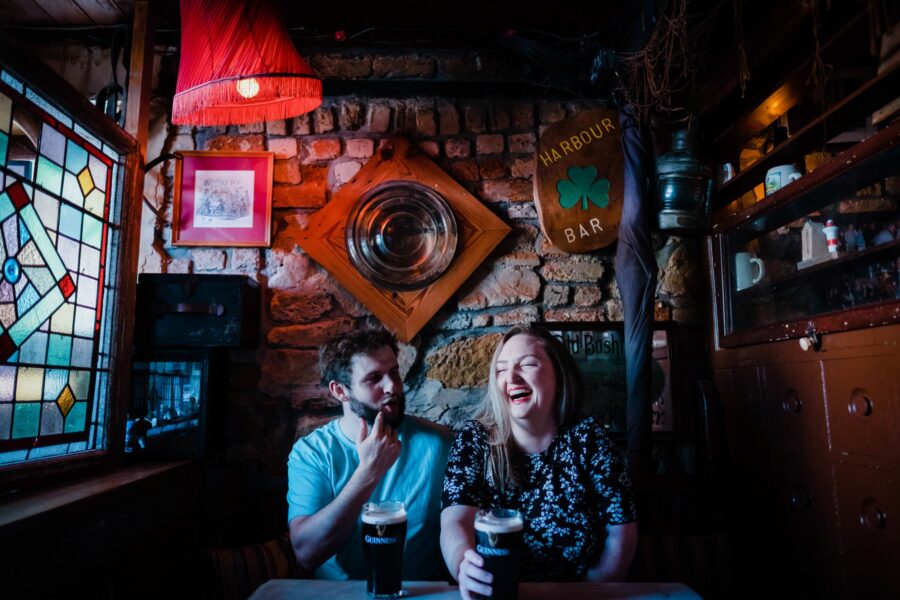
[236,77,260,99]
[173,0,321,125]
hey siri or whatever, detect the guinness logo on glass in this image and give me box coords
[377,524,386,537]
[488,532,499,547]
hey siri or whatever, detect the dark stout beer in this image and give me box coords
[362,501,407,598]
[474,509,524,600]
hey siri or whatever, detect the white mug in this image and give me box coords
[735,252,765,290]
[765,164,802,196]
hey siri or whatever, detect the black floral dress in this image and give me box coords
[441,416,636,581]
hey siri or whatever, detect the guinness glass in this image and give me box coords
[474,508,524,600]
[362,501,407,597]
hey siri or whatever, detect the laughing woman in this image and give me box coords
[440,325,637,599]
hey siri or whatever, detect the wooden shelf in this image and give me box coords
[712,117,900,237]
[712,59,900,211]
[735,238,900,300]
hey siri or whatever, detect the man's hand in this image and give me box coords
[355,412,401,482]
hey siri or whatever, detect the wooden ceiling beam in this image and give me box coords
[72,0,130,25]
[124,0,155,160]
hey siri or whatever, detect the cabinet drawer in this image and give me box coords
[834,463,899,598]
[770,456,842,599]
[822,355,899,466]
[763,362,828,457]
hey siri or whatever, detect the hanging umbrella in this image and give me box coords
[615,103,657,475]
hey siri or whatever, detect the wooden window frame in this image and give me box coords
[0,43,142,490]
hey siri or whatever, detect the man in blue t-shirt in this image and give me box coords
[287,328,452,581]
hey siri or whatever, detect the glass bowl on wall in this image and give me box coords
[345,181,459,291]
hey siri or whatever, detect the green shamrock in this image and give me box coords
[557,165,610,210]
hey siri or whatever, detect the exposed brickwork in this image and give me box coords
[332,160,363,185]
[438,101,460,135]
[339,102,363,131]
[274,159,302,184]
[480,180,533,202]
[444,138,470,159]
[476,134,504,155]
[313,107,335,133]
[366,103,391,133]
[268,137,297,159]
[303,138,341,162]
[139,69,704,501]
[478,158,509,180]
[463,104,486,133]
[345,138,374,158]
[308,54,373,78]
[373,55,435,78]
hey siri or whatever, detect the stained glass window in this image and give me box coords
[0,67,122,466]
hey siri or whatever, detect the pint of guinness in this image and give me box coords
[474,508,524,600]
[362,501,407,598]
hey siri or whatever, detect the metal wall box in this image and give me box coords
[135,274,260,348]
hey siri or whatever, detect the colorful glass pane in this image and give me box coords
[88,155,106,193]
[64,401,86,433]
[40,123,65,165]
[12,402,40,438]
[1,71,24,93]
[33,190,58,232]
[36,157,63,195]
[49,301,73,334]
[40,401,63,435]
[18,331,47,364]
[62,171,84,207]
[65,139,88,173]
[0,72,120,464]
[0,404,11,439]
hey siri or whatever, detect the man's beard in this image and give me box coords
[348,393,405,430]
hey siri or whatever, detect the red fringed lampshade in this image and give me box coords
[172,0,322,125]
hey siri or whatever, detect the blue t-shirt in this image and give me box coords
[287,415,452,580]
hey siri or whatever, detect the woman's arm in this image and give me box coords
[585,522,638,582]
[440,505,494,600]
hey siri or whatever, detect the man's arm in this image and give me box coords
[289,413,401,572]
[585,522,638,582]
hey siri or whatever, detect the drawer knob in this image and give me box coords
[860,502,886,531]
[848,390,874,418]
[782,390,803,414]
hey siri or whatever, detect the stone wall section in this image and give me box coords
[141,75,704,475]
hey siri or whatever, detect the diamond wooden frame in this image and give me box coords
[297,136,510,342]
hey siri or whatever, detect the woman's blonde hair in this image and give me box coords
[475,325,583,491]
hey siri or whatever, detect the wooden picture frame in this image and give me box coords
[544,321,679,438]
[173,151,273,247]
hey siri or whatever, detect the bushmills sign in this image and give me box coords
[533,108,623,253]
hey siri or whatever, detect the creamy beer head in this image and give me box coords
[362,501,407,525]
[474,508,524,533]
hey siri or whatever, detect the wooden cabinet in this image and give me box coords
[822,355,899,467]
[711,320,900,599]
[704,11,900,595]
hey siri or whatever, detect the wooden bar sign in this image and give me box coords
[534,108,623,253]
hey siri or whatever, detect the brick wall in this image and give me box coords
[140,53,707,482]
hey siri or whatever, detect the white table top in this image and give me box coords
[248,579,703,600]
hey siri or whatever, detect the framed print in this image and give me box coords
[544,321,679,438]
[173,151,273,247]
